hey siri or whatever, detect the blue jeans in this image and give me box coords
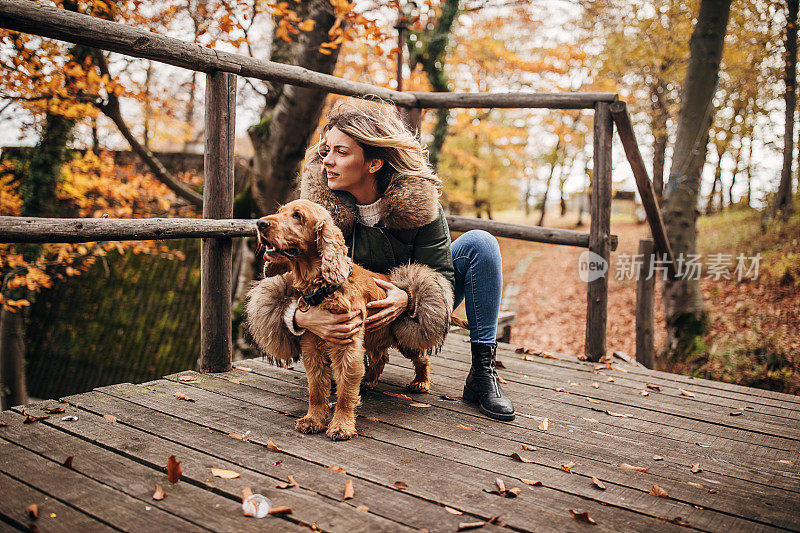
[452,230,503,344]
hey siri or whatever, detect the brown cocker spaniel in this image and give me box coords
[254,199,432,440]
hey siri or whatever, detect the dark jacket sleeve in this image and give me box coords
[410,204,455,291]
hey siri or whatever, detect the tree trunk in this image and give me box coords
[772,0,798,220]
[726,137,743,207]
[661,0,732,362]
[0,307,26,409]
[650,79,669,199]
[538,162,556,227]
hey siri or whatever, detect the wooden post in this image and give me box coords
[585,102,612,361]
[636,239,656,369]
[200,71,236,373]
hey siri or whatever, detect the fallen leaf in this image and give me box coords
[653,455,663,461]
[242,487,253,501]
[607,377,615,382]
[383,391,412,401]
[669,517,693,527]
[708,489,718,494]
[639,390,650,396]
[619,463,647,473]
[394,481,408,490]
[646,383,661,391]
[268,506,292,516]
[229,379,240,384]
[521,478,542,486]
[27,504,38,519]
[696,442,711,448]
[586,398,601,404]
[236,367,254,373]
[495,478,506,492]
[62,455,74,469]
[457,424,473,431]
[730,411,743,416]
[173,392,196,403]
[228,431,251,441]
[594,365,604,370]
[152,483,167,500]
[498,377,508,384]
[177,375,197,382]
[43,406,65,414]
[606,411,633,418]
[265,440,280,452]
[582,417,599,422]
[569,510,597,525]
[686,482,704,489]
[276,475,299,489]
[329,466,346,474]
[409,403,431,408]
[592,383,600,389]
[691,463,702,473]
[356,505,370,512]
[495,360,506,368]
[510,452,533,463]
[458,522,486,531]
[365,416,380,422]
[439,394,458,401]
[538,418,549,431]
[211,468,240,479]
[679,388,695,397]
[521,444,536,451]
[611,365,629,373]
[591,476,606,489]
[515,347,525,353]
[23,413,49,424]
[778,460,795,465]
[505,487,521,497]
[554,387,565,392]
[561,461,575,473]
[523,355,534,361]
[343,479,354,500]
[444,506,463,515]
[103,414,117,423]
[166,455,182,483]
[650,484,669,498]
[577,354,589,361]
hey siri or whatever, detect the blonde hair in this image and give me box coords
[306,99,442,195]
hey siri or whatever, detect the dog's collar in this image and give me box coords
[297,267,353,311]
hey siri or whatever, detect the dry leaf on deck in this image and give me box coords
[173,392,196,403]
[586,398,601,404]
[27,504,38,519]
[458,522,486,531]
[607,377,615,383]
[505,487,521,497]
[152,483,167,500]
[521,479,542,486]
[510,452,533,463]
[409,403,431,408]
[569,510,597,525]
[650,485,669,498]
[730,411,743,416]
[343,479,354,500]
[686,482,704,489]
[329,466,346,474]
[591,476,606,490]
[394,481,408,490]
[177,375,197,382]
[228,431,251,441]
[679,388,695,397]
[439,395,458,401]
[619,463,647,473]
[23,413,49,424]
[383,391,412,401]
[445,506,463,515]
[229,379,240,384]
[457,424,473,431]
[639,390,650,396]
[495,478,506,492]
[268,506,292,516]
[365,416,380,422]
[265,440,280,452]
[691,463,702,473]
[276,475,299,489]
[577,354,589,361]
[166,455,182,483]
[554,387,565,392]
[515,347,525,353]
[645,383,661,391]
[103,414,117,423]
[606,411,633,418]
[653,455,663,461]
[538,418,549,431]
[62,455,74,469]
[43,406,65,414]
[583,417,599,423]
[498,377,507,384]
[236,367,254,373]
[211,468,241,479]
[523,355,534,361]
[521,444,536,451]
[356,505,370,512]
[592,383,600,389]
[696,442,711,448]
[778,460,795,465]
[495,360,506,368]
[561,462,575,473]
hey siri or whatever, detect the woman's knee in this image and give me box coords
[459,230,501,259]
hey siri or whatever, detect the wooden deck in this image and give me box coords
[1,334,799,532]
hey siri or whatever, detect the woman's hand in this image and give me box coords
[295,307,362,345]
[365,278,409,332]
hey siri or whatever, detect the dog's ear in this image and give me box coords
[263,261,289,277]
[316,212,350,286]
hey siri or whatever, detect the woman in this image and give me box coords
[247,101,515,421]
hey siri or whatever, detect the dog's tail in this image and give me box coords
[450,316,470,329]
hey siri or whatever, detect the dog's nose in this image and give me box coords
[256,219,270,230]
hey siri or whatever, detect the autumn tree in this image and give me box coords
[772,0,798,220]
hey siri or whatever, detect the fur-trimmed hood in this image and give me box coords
[299,152,441,237]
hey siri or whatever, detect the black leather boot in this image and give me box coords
[463,343,515,421]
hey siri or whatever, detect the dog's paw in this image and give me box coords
[360,378,379,392]
[406,379,431,393]
[326,424,358,441]
[295,417,326,434]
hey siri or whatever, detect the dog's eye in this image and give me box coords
[292,211,304,223]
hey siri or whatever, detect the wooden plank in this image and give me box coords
[155,371,789,532]
[1,408,303,533]
[201,70,235,373]
[0,470,109,532]
[58,390,506,533]
[610,101,676,277]
[636,239,657,368]
[586,101,613,361]
[96,380,683,533]
[447,215,619,250]
[412,91,619,109]
[0,216,256,243]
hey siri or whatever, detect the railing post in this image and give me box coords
[585,102,612,361]
[636,239,656,368]
[201,71,236,373]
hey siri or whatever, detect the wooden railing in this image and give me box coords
[0,0,672,366]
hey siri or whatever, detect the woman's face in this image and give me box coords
[322,127,380,202]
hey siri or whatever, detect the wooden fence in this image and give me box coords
[0,0,672,367]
